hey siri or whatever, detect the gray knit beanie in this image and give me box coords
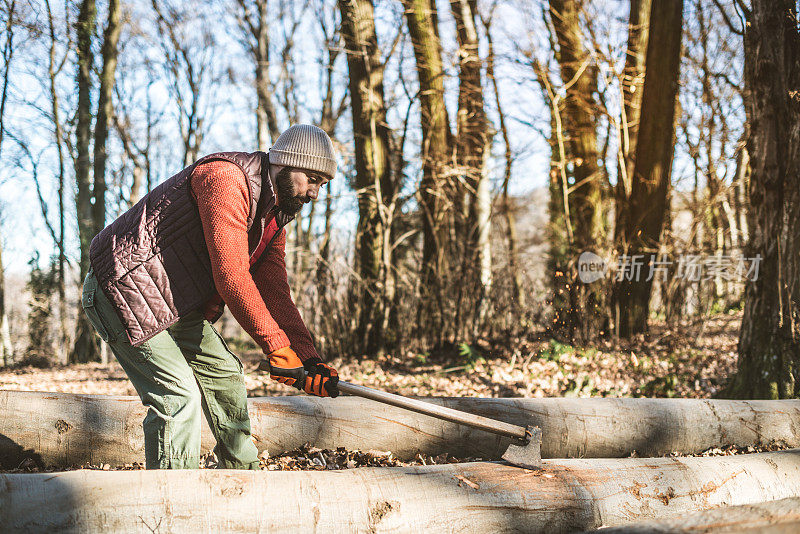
[268,124,337,179]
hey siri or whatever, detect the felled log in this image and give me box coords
[1,450,799,533]
[598,496,800,533]
[1,390,799,467]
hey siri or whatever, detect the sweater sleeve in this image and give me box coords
[190,160,291,354]
[252,229,321,362]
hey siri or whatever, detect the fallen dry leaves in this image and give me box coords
[2,444,482,473]
[0,313,741,399]
[0,311,783,473]
[251,443,482,471]
[5,441,790,474]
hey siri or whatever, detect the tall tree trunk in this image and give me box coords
[255,0,280,147]
[530,53,572,336]
[615,0,683,337]
[91,0,121,235]
[614,0,650,250]
[70,0,99,364]
[726,1,800,399]
[733,131,750,247]
[0,0,15,156]
[94,0,120,362]
[450,0,491,341]
[613,0,651,337]
[618,0,650,204]
[548,0,606,342]
[0,0,15,366]
[298,195,317,275]
[145,85,154,194]
[339,0,395,356]
[237,0,281,148]
[402,0,456,347]
[45,0,70,362]
[0,237,9,366]
[317,183,333,279]
[483,12,523,309]
[698,0,725,307]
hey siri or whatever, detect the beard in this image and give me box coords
[275,166,304,215]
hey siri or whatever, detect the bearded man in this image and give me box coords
[81,124,339,469]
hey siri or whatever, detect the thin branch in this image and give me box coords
[711,0,744,35]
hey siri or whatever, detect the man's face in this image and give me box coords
[272,165,330,215]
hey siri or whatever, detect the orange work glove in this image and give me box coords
[301,358,339,398]
[262,346,305,389]
[259,349,339,398]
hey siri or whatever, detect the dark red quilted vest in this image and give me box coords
[89,151,293,346]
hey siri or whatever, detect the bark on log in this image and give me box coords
[1,451,799,533]
[599,497,800,533]
[1,391,799,468]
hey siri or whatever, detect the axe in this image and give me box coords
[335,380,542,469]
[258,361,542,469]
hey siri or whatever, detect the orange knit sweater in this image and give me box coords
[190,160,318,361]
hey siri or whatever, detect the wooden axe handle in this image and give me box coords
[336,380,531,443]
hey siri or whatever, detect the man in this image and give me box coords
[81,124,339,470]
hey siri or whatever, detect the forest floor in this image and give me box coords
[0,311,741,399]
[0,310,783,473]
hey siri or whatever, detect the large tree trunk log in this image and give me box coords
[600,496,800,533]
[1,391,799,468]
[1,451,799,532]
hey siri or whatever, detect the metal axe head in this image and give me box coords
[501,426,542,469]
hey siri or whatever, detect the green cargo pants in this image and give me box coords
[81,269,260,470]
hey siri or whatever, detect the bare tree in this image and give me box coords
[91,0,121,234]
[43,0,72,360]
[268,0,308,273]
[273,0,309,127]
[613,0,650,251]
[70,0,99,363]
[450,0,492,340]
[402,0,457,346]
[150,0,218,166]
[113,48,167,208]
[482,4,523,309]
[615,0,683,336]
[339,0,397,355]
[70,0,123,363]
[0,0,16,365]
[0,0,15,156]
[524,19,571,339]
[0,228,10,366]
[726,1,800,399]
[288,0,347,279]
[235,0,281,148]
[315,2,347,136]
[548,0,606,342]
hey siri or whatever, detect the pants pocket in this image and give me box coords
[82,274,115,343]
[211,324,244,374]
